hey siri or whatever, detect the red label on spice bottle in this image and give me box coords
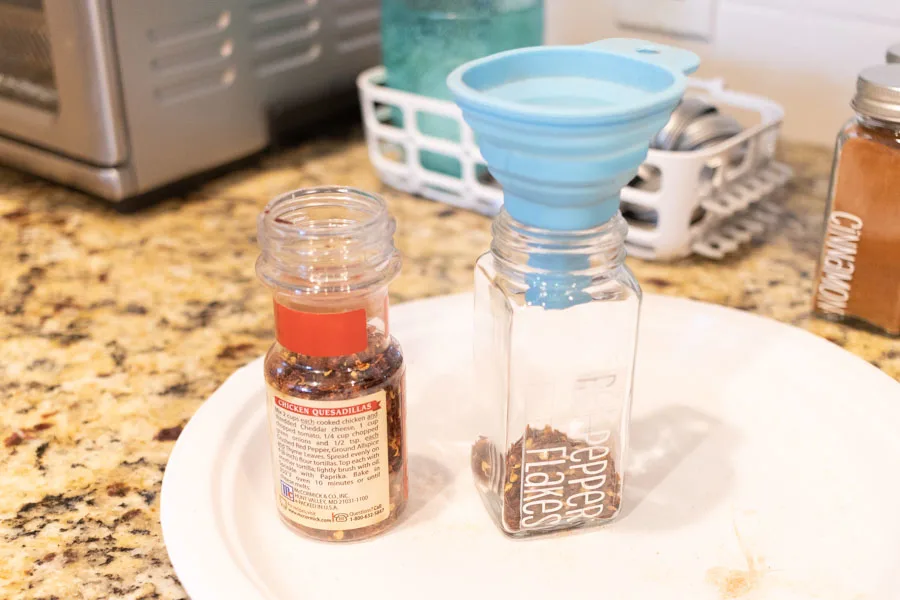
[274,396,381,417]
[274,302,367,357]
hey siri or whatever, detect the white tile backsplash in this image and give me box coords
[545,0,900,145]
[724,0,900,24]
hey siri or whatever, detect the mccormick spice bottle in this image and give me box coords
[813,65,900,336]
[256,187,408,541]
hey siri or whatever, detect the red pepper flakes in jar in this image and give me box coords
[257,187,408,542]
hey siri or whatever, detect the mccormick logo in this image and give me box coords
[280,480,294,501]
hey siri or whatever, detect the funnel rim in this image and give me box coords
[447,45,688,125]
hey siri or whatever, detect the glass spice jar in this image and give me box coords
[813,65,900,336]
[471,211,641,537]
[448,37,698,539]
[256,187,408,542]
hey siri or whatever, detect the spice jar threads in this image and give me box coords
[813,65,900,336]
[471,211,639,537]
[256,187,408,542]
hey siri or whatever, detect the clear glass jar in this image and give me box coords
[256,187,407,542]
[381,0,543,176]
[813,65,900,336]
[471,210,641,537]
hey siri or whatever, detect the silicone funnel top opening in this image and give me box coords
[448,38,700,231]
[456,48,678,122]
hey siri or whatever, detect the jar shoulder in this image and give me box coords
[838,117,900,150]
[475,253,642,301]
[264,336,404,400]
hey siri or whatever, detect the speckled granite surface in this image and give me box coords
[0,129,897,599]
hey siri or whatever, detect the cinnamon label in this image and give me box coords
[815,211,862,317]
[814,134,900,335]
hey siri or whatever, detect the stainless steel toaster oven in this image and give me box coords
[0,0,380,206]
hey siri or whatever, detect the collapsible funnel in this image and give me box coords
[447,38,700,231]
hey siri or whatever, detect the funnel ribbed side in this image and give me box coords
[448,38,698,231]
[461,103,678,230]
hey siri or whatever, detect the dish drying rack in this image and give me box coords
[357,67,792,261]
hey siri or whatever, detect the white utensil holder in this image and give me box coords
[357,67,792,261]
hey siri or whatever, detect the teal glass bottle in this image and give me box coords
[381,0,544,177]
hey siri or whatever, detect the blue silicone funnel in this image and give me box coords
[447,38,700,231]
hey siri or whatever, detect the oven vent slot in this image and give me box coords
[250,0,323,78]
[148,10,237,105]
[334,2,379,55]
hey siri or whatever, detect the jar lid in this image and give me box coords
[852,64,900,123]
[889,44,900,64]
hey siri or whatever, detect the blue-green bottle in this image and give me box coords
[381,0,544,177]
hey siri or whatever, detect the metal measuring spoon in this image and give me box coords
[675,113,744,151]
[653,97,720,150]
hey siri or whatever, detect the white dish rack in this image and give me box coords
[357,66,792,261]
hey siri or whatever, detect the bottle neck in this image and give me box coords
[856,114,900,136]
[256,187,401,297]
[256,187,399,356]
[490,209,628,281]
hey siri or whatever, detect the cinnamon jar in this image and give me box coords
[813,65,900,336]
[256,187,408,541]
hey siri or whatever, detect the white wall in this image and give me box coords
[545,0,900,146]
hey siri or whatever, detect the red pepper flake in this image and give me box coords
[107,482,129,497]
[120,508,142,522]
[2,207,29,220]
[645,277,672,288]
[217,343,255,359]
[4,432,23,447]
[154,425,183,442]
[32,422,53,431]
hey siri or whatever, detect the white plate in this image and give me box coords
[161,293,900,600]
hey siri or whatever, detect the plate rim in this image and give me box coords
[160,292,900,599]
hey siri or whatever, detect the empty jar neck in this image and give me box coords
[490,209,627,279]
[256,187,401,301]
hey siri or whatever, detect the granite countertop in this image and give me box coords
[1,129,897,599]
